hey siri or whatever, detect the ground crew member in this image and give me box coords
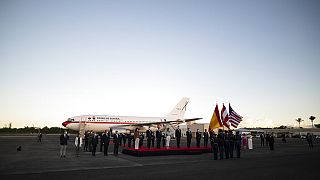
[175,126,182,148]
[59,131,69,158]
[186,128,192,148]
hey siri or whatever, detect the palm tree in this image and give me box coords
[296,118,304,128]
[309,116,316,128]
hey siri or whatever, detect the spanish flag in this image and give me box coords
[209,104,222,130]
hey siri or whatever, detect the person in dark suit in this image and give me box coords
[92,132,99,156]
[269,133,275,150]
[186,128,192,148]
[260,133,265,147]
[122,133,127,147]
[151,131,155,148]
[113,131,120,156]
[102,130,110,156]
[100,133,104,152]
[156,128,162,149]
[119,133,123,146]
[235,131,241,158]
[203,129,209,147]
[128,133,133,148]
[84,131,89,152]
[146,127,152,149]
[175,126,182,148]
[196,129,201,148]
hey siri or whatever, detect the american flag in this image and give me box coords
[221,103,230,129]
[229,103,243,128]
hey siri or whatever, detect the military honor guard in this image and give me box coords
[217,129,225,160]
[235,131,241,158]
[151,131,155,147]
[228,130,234,158]
[224,130,230,159]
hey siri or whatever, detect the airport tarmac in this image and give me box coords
[0,134,319,180]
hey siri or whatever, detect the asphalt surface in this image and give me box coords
[0,134,319,180]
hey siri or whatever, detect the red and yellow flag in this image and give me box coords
[209,104,222,130]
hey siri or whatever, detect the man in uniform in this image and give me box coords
[186,128,192,148]
[196,129,201,148]
[203,129,209,147]
[224,130,230,159]
[156,127,162,149]
[113,131,120,156]
[217,129,224,160]
[235,131,241,158]
[146,127,152,149]
[139,132,144,148]
[212,131,218,160]
[228,130,234,158]
[175,126,182,148]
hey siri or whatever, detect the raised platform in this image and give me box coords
[122,146,212,156]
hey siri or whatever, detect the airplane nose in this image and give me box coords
[62,121,68,127]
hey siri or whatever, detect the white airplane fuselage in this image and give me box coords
[62,115,168,132]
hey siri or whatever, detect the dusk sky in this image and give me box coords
[1,0,319,128]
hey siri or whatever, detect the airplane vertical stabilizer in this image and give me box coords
[164,97,189,120]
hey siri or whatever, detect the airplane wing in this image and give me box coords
[113,118,202,129]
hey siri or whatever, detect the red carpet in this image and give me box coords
[122,146,212,156]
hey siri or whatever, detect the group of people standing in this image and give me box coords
[259,133,275,150]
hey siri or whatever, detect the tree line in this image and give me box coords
[0,126,77,134]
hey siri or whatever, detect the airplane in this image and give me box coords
[62,97,202,134]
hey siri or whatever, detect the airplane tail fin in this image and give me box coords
[164,97,189,120]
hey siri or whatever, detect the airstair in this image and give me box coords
[78,120,86,138]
